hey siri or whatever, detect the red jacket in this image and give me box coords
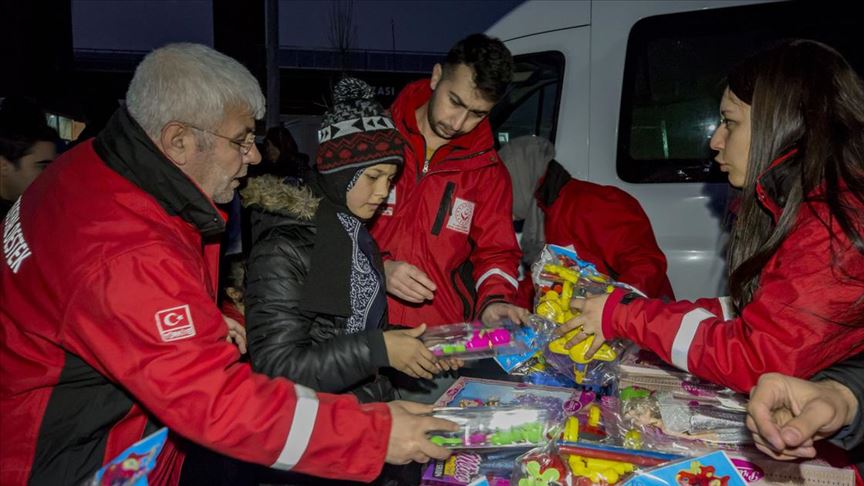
[600,151,864,393]
[542,175,675,300]
[1,130,390,484]
[370,80,521,326]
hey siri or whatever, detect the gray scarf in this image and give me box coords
[499,135,556,268]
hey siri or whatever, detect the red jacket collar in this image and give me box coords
[390,79,495,163]
[754,148,799,223]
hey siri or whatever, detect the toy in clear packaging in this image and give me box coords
[492,315,559,373]
[606,386,752,455]
[513,441,677,486]
[421,449,528,485]
[434,377,591,425]
[530,245,633,386]
[429,406,556,449]
[425,318,556,362]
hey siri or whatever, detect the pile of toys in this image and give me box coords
[418,245,858,486]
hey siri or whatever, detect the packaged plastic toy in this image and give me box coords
[530,245,634,386]
[604,385,751,455]
[434,377,588,424]
[423,318,556,362]
[429,406,557,449]
[512,440,677,486]
[86,428,167,486]
[421,449,527,485]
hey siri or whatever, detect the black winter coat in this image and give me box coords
[242,176,394,403]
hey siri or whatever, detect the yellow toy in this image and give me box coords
[548,330,617,383]
[568,454,635,484]
[535,263,619,383]
[563,416,580,442]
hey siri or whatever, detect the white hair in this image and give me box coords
[126,43,265,140]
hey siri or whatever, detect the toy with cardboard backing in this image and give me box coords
[434,377,588,424]
[86,428,168,486]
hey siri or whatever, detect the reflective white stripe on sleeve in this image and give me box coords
[718,296,734,320]
[475,268,519,290]
[271,384,319,471]
[670,308,715,373]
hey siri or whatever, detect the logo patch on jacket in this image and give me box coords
[379,187,397,216]
[447,197,475,234]
[155,305,196,342]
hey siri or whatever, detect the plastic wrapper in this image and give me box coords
[602,385,751,456]
[434,377,594,425]
[424,317,556,362]
[529,245,635,387]
[429,406,558,449]
[421,449,526,485]
[493,315,559,373]
[512,440,677,485]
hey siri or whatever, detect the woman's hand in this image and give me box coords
[384,324,441,379]
[555,293,610,358]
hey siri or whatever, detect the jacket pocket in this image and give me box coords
[431,182,457,236]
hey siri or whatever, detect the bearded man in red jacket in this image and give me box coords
[371,34,529,331]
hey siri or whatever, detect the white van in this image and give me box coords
[486,1,861,299]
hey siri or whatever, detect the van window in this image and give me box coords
[617,2,863,183]
[490,51,564,146]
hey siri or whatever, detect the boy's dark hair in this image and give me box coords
[444,33,513,103]
[0,97,58,166]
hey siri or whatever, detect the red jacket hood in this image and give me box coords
[390,79,496,169]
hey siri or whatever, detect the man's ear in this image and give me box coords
[430,63,443,91]
[0,156,15,176]
[160,122,192,166]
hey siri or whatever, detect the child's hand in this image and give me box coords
[223,314,247,354]
[438,357,464,372]
[384,324,440,379]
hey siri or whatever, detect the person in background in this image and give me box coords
[0,96,58,217]
[251,125,310,182]
[0,43,454,485]
[747,354,862,473]
[559,39,864,394]
[499,135,675,305]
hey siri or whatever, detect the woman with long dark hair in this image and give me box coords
[561,40,864,393]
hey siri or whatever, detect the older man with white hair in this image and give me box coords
[0,43,454,485]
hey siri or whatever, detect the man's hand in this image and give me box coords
[746,373,858,460]
[223,314,247,354]
[383,324,441,379]
[383,260,437,303]
[385,401,457,465]
[480,302,530,326]
[556,293,610,358]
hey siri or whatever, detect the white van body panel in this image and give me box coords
[487,1,771,300]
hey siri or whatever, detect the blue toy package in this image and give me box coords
[493,315,558,373]
[624,450,747,486]
[86,427,168,486]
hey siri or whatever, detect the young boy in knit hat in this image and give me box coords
[243,77,462,404]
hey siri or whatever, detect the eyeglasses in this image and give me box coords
[185,124,256,155]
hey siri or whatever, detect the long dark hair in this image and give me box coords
[727,40,864,311]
